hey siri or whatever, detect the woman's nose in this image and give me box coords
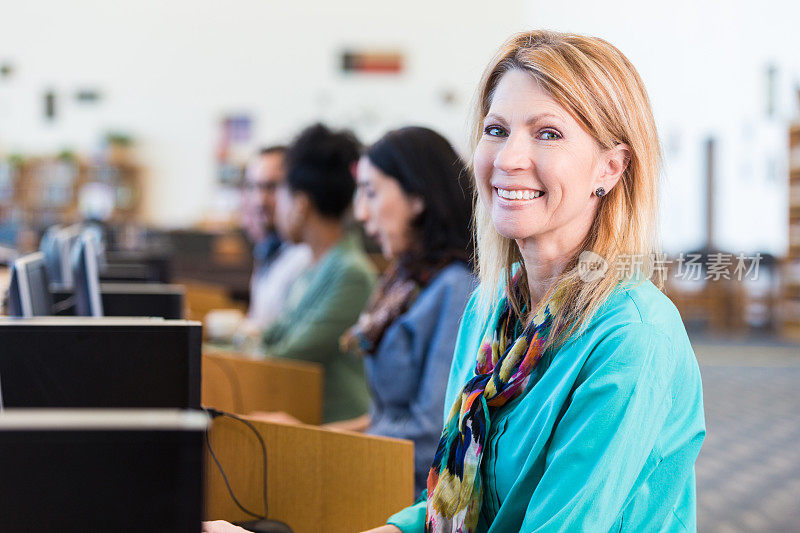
[494,134,532,173]
[353,196,369,223]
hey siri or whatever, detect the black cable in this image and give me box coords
[205,424,261,519]
[225,412,270,520]
[204,407,269,520]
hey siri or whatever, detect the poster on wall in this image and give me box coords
[341,50,404,75]
[216,114,253,186]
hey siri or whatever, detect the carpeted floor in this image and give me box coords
[692,335,800,532]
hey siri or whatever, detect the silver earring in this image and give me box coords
[595,187,606,197]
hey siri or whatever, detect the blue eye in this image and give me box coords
[539,130,561,140]
[484,125,508,138]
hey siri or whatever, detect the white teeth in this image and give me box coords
[496,188,543,200]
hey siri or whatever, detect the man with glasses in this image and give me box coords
[240,146,311,332]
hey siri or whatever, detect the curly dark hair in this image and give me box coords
[285,123,361,219]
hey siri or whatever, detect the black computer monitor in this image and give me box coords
[7,252,53,317]
[38,225,62,282]
[0,409,206,533]
[6,265,22,316]
[99,282,186,319]
[40,224,82,288]
[0,318,202,409]
[72,233,103,317]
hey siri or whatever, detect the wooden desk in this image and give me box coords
[202,352,323,425]
[180,279,248,323]
[204,416,414,533]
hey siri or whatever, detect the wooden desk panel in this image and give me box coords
[202,352,323,425]
[204,416,414,532]
[180,280,248,323]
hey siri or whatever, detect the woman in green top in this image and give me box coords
[262,123,376,423]
[367,30,706,532]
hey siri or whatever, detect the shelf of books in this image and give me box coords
[0,154,140,251]
[783,123,800,340]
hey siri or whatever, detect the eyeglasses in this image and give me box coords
[242,181,280,193]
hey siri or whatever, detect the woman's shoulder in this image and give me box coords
[590,278,686,337]
[567,279,699,388]
[328,236,377,283]
[424,261,477,293]
[571,281,704,434]
[402,262,478,323]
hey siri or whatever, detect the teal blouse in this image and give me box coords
[388,279,706,532]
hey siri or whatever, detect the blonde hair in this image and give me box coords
[471,30,663,351]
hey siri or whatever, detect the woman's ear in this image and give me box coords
[294,192,312,220]
[409,195,425,217]
[596,143,630,193]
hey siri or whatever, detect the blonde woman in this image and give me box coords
[365,30,706,533]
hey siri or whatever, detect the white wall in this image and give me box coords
[0,0,525,227]
[525,0,800,256]
[1,0,798,255]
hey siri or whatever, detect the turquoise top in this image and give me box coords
[388,279,706,532]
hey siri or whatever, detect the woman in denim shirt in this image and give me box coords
[336,126,478,496]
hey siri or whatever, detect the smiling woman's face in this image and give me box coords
[473,69,606,244]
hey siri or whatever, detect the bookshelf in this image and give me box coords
[783,123,800,340]
[0,154,141,250]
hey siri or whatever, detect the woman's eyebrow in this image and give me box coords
[483,113,507,124]
[525,112,564,125]
[484,112,565,125]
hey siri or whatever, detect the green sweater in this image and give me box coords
[262,233,376,423]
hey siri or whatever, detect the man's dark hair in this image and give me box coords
[285,123,360,220]
[365,126,474,263]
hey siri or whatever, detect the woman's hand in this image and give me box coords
[201,520,250,532]
[360,526,402,533]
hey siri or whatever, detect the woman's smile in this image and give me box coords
[494,186,546,201]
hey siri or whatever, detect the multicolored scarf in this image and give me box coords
[425,278,561,532]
